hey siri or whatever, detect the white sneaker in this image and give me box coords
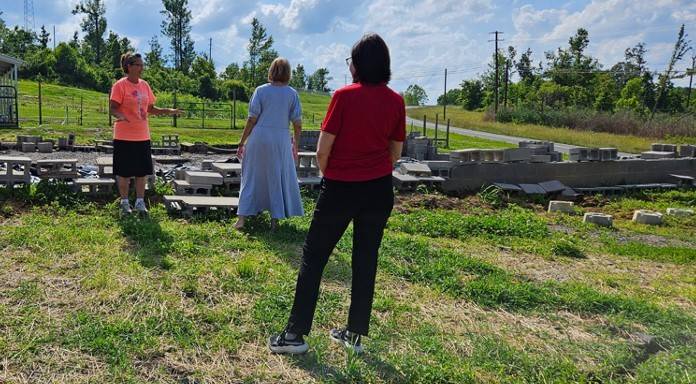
[134,200,148,214]
[120,201,133,215]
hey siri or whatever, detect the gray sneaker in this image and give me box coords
[330,328,363,354]
[120,201,133,215]
[134,200,148,214]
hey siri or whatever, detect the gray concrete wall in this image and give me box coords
[442,158,696,193]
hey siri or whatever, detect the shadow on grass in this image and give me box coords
[242,214,354,284]
[288,349,407,383]
[118,213,174,269]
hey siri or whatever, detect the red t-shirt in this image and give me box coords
[321,83,405,182]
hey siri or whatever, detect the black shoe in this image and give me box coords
[329,328,363,354]
[268,330,309,354]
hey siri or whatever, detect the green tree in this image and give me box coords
[616,77,647,114]
[437,89,462,106]
[38,25,50,49]
[145,35,164,68]
[0,26,36,58]
[161,0,195,72]
[289,64,307,89]
[221,79,249,102]
[307,68,332,92]
[516,48,537,84]
[459,80,484,110]
[221,62,242,80]
[403,84,428,106]
[593,73,617,112]
[244,18,276,88]
[652,24,691,118]
[544,28,599,89]
[72,0,107,64]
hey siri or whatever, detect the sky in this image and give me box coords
[1,0,695,102]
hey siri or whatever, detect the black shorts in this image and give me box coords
[113,139,153,177]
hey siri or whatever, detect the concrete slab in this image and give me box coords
[538,180,568,193]
[666,208,694,217]
[584,213,613,227]
[548,200,575,214]
[184,171,224,185]
[492,182,522,192]
[641,151,676,159]
[153,155,188,164]
[632,210,663,225]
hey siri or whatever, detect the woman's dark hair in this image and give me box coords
[120,52,142,74]
[350,33,391,84]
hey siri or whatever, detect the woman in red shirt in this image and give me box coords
[269,33,405,354]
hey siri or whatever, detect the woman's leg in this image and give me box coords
[117,176,130,199]
[347,177,394,336]
[134,176,146,199]
[286,180,354,335]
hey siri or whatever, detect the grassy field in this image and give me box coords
[0,184,694,383]
[2,81,512,150]
[407,107,696,154]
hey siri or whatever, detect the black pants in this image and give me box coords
[287,174,394,336]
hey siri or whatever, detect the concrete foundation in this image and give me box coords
[442,158,696,193]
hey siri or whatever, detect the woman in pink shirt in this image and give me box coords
[109,52,181,215]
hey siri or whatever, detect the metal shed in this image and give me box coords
[0,53,23,128]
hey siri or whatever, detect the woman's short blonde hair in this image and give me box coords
[268,57,291,83]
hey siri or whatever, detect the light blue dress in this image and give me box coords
[237,84,304,219]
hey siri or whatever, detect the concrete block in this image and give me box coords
[632,210,663,225]
[57,137,68,149]
[163,195,239,217]
[519,141,553,153]
[651,143,677,153]
[399,162,431,176]
[503,148,533,162]
[184,171,223,186]
[36,159,78,179]
[548,200,575,214]
[21,142,36,152]
[641,151,676,160]
[450,149,481,163]
[173,180,212,196]
[583,213,613,227]
[73,178,115,196]
[679,144,696,158]
[549,151,563,162]
[599,148,618,161]
[37,142,53,153]
[569,147,589,162]
[665,208,694,217]
[480,149,504,162]
[530,155,552,163]
[588,148,601,161]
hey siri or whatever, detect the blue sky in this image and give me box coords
[2,0,695,102]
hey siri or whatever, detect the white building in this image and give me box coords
[0,53,23,128]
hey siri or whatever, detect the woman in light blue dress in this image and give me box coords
[234,57,304,230]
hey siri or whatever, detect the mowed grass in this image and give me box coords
[1,184,695,383]
[407,107,675,154]
[2,81,514,150]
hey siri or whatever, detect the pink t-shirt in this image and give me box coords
[110,77,156,141]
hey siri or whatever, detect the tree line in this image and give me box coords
[0,0,333,102]
[404,26,696,121]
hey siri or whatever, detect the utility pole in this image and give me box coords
[443,68,448,120]
[53,25,56,50]
[209,38,212,63]
[489,31,503,120]
[687,56,695,108]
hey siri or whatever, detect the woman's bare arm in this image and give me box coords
[389,140,404,164]
[316,131,336,174]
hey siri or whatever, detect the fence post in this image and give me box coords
[38,80,42,125]
[80,96,83,126]
[446,119,451,148]
[173,91,178,128]
[435,113,439,143]
[233,89,237,129]
[422,115,426,136]
[65,105,69,125]
[202,102,205,129]
[312,113,315,125]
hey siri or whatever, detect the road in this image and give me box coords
[405,116,635,157]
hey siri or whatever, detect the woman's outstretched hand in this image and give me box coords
[236,143,245,160]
